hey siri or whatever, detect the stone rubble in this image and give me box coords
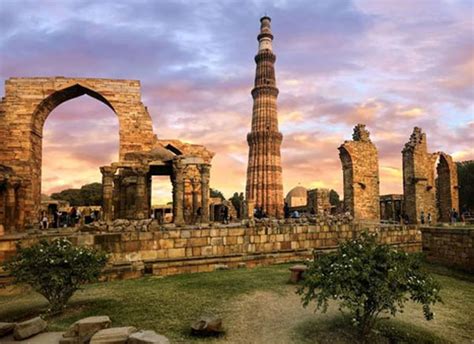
[13,317,47,340]
[89,326,137,344]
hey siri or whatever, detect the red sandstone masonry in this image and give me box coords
[0,223,422,282]
[421,227,473,272]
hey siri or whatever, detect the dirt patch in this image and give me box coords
[218,288,324,344]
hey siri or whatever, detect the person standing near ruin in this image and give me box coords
[41,211,48,229]
[427,213,432,226]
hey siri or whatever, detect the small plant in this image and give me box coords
[298,232,441,338]
[4,238,107,314]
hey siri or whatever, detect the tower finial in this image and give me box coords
[258,16,273,51]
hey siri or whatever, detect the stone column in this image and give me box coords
[100,166,115,222]
[172,160,185,225]
[192,177,200,224]
[134,167,148,220]
[199,164,210,223]
[5,181,16,231]
[113,175,121,220]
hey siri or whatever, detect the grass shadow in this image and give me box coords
[292,314,451,344]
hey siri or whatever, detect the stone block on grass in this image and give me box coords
[13,316,47,340]
[61,315,111,343]
[0,322,15,337]
[90,326,137,344]
[127,330,170,344]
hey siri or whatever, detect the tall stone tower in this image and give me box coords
[245,16,284,218]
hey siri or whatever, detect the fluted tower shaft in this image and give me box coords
[245,16,284,218]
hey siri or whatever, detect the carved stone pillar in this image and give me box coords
[192,177,200,223]
[199,164,210,223]
[134,167,148,220]
[5,181,16,231]
[100,166,115,222]
[113,175,121,220]
[172,160,185,225]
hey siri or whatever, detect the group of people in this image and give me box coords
[254,205,268,219]
[40,207,101,229]
[419,207,465,225]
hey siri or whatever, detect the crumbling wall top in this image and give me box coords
[403,127,426,152]
[352,124,371,142]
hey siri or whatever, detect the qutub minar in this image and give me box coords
[245,16,284,218]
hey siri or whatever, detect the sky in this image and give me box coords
[0,0,473,204]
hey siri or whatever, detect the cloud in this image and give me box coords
[0,0,471,201]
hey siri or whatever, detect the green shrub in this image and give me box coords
[298,232,441,338]
[4,238,107,314]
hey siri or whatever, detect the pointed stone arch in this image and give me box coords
[0,77,157,230]
[436,152,459,222]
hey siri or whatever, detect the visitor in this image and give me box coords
[53,210,59,228]
[284,202,290,218]
[90,211,96,222]
[452,209,458,224]
[420,211,425,225]
[41,212,48,229]
[197,206,202,219]
[461,204,468,222]
[76,208,82,226]
[427,213,432,226]
[84,207,92,224]
[70,207,77,227]
[291,210,300,219]
[450,208,458,224]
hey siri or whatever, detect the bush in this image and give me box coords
[298,232,442,338]
[4,238,107,314]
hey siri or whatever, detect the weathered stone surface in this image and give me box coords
[0,77,214,232]
[191,315,223,336]
[62,315,111,343]
[90,326,137,344]
[13,317,47,340]
[127,330,170,344]
[0,322,15,337]
[339,124,380,221]
[402,127,459,224]
[245,17,284,219]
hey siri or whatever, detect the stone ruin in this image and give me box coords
[0,77,214,233]
[338,124,381,221]
[307,188,331,215]
[402,127,459,224]
[336,124,459,225]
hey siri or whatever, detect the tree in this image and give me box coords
[51,182,102,206]
[210,188,225,201]
[457,160,474,211]
[4,238,107,314]
[329,189,340,207]
[298,232,441,338]
[229,192,245,217]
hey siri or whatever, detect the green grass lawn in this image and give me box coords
[0,263,473,343]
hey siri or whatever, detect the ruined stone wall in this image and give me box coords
[338,125,380,221]
[402,128,458,224]
[436,154,459,222]
[402,128,438,223]
[307,189,331,214]
[0,221,421,281]
[0,77,157,229]
[421,227,473,272]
